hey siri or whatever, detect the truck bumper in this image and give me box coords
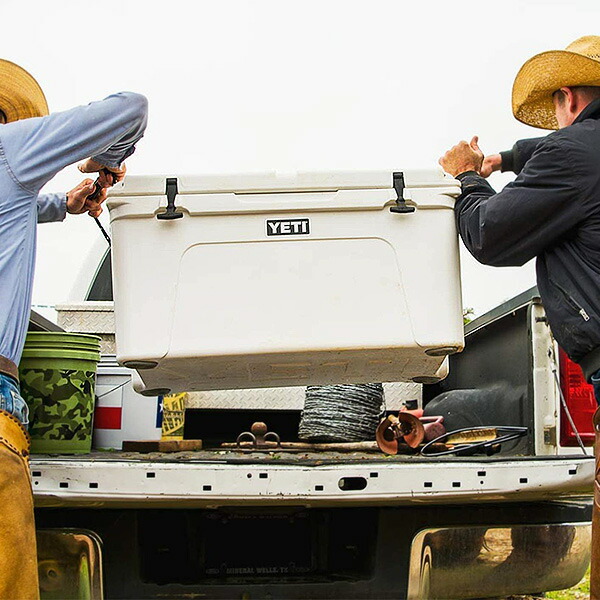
[31,455,594,508]
[407,522,590,599]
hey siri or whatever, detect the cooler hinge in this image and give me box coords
[157,178,184,220]
[390,172,415,214]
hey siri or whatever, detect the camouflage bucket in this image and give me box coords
[19,332,101,454]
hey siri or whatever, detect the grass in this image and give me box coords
[546,567,590,600]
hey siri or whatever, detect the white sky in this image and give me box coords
[3,0,598,319]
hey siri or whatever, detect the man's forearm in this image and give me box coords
[454,135,583,267]
[91,93,149,169]
[3,92,148,193]
[499,137,546,174]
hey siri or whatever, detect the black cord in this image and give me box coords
[95,379,129,400]
[419,425,528,457]
[94,216,111,246]
[552,366,587,455]
[87,169,115,247]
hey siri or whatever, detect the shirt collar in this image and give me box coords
[573,98,600,125]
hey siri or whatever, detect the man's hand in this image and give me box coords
[480,153,502,178]
[78,158,127,186]
[66,179,107,217]
[439,136,484,177]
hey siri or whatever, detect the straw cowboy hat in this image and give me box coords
[512,35,600,130]
[0,59,48,122]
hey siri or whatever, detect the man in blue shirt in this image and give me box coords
[0,58,147,598]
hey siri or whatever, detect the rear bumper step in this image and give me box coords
[31,456,594,508]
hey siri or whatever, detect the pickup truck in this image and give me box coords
[30,245,595,600]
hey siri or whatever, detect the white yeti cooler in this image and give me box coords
[107,170,463,395]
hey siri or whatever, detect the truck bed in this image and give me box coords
[32,289,595,510]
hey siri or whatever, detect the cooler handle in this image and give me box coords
[390,172,416,214]
[157,178,184,220]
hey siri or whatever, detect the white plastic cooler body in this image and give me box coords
[107,169,463,395]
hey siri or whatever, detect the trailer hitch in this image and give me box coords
[237,422,281,450]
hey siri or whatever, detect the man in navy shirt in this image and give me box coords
[439,36,600,596]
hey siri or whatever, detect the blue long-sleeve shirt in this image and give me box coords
[0,92,148,365]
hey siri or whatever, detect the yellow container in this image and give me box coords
[161,393,186,440]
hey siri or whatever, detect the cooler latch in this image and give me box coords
[390,172,415,214]
[157,178,184,220]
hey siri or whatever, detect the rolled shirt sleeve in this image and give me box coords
[37,193,66,223]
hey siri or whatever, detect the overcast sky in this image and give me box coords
[3,0,599,319]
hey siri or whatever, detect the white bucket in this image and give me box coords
[93,356,163,450]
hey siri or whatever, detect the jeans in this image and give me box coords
[591,369,600,406]
[0,373,29,427]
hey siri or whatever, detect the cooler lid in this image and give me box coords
[109,169,457,196]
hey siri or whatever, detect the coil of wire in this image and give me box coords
[298,383,385,442]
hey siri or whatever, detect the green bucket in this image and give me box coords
[18,332,101,454]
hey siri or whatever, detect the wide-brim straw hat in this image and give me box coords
[0,59,48,122]
[512,35,600,130]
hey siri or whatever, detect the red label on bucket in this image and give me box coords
[94,406,122,430]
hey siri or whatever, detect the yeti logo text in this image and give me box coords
[266,219,310,236]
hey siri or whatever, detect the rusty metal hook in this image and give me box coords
[236,422,281,449]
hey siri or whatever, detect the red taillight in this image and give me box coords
[559,348,596,446]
